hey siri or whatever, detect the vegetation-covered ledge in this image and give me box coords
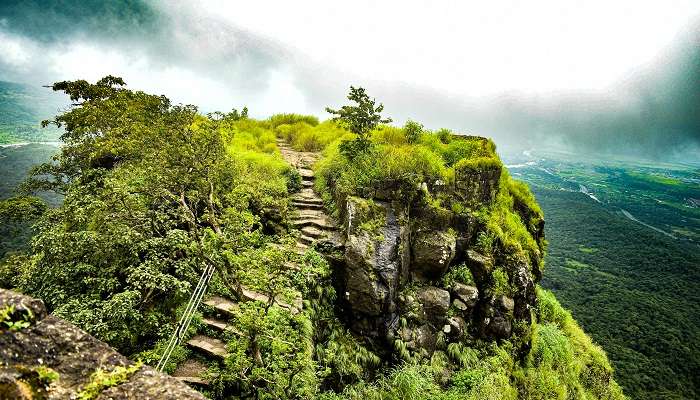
[276,87,624,399]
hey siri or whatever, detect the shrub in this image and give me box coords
[373,125,407,146]
[436,128,453,144]
[404,120,424,144]
[442,263,475,287]
[267,113,319,128]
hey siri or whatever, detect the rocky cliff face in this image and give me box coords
[0,289,204,400]
[325,139,544,357]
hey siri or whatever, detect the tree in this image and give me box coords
[14,77,272,353]
[325,86,391,159]
[403,119,423,144]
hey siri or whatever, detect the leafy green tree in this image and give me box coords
[0,196,46,258]
[13,77,282,354]
[325,86,391,159]
[403,119,423,144]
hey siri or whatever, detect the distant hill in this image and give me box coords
[0,81,66,143]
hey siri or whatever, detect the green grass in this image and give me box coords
[77,362,142,400]
[578,246,598,254]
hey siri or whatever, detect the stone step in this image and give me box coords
[203,296,238,317]
[240,286,302,315]
[293,208,329,219]
[297,188,318,198]
[298,235,315,246]
[302,180,314,187]
[202,317,242,336]
[292,201,324,210]
[292,218,337,231]
[187,335,227,358]
[172,360,210,386]
[240,287,270,304]
[293,212,334,225]
[291,195,323,205]
[301,226,325,239]
[298,169,315,180]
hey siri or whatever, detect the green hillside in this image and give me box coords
[0,77,624,399]
[505,153,700,399]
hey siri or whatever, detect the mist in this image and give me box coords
[1,0,698,162]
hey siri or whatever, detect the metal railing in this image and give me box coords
[156,263,216,372]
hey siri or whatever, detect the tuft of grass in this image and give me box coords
[77,362,142,400]
[267,113,319,128]
[442,263,475,287]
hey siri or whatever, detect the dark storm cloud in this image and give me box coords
[0,0,157,42]
[1,1,697,162]
[0,0,288,96]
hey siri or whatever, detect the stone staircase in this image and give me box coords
[277,138,339,247]
[171,138,338,388]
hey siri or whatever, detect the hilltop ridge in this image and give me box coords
[0,77,625,399]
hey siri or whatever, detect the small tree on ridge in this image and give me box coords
[326,86,391,159]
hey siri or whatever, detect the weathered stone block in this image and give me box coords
[411,230,456,280]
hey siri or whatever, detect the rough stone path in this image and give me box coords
[172,138,337,388]
[276,138,339,250]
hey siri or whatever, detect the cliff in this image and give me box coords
[326,136,543,353]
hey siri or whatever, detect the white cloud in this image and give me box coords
[195,0,700,96]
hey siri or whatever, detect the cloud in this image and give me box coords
[0,0,698,161]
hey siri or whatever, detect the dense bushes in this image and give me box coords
[0,77,298,355]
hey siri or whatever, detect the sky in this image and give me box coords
[1,0,699,161]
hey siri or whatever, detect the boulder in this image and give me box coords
[465,250,493,286]
[498,295,515,314]
[447,316,467,337]
[414,324,437,351]
[451,283,479,308]
[452,299,468,312]
[411,230,456,280]
[482,315,512,339]
[454,159,501,206]
[0,289,204,400]
[0,290,47,329]
[510,257,536,322]
[478,296,514,340]
[417,286,450,321]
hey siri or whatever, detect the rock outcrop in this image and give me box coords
[322,136,545,356]
[0,289,204,400]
